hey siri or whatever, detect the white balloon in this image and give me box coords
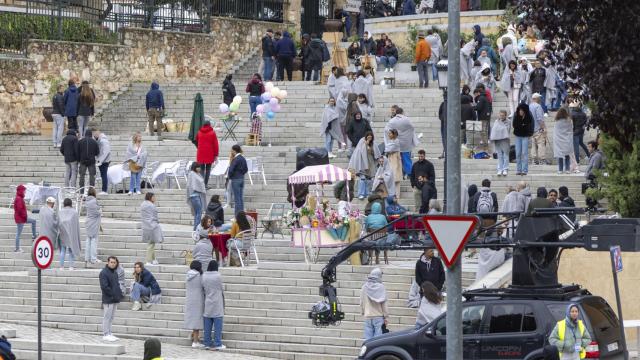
[265,82,274,91]
[232,95,242,104]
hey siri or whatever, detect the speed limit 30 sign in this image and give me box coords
[32,236,54,270]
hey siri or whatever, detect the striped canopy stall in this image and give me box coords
[288,164,351,184]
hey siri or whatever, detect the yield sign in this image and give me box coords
[423,215,479,268]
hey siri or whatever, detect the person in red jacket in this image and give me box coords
[195,120,219,187]
[13,184,37,252]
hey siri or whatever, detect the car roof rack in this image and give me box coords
[462,285,592,301]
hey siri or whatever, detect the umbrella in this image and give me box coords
[188,92,205,146]
[288,164,352,184]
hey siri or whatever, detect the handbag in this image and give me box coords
[128,160,143,173]
[180,250,193,266]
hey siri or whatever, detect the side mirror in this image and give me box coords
[424,328,434,338]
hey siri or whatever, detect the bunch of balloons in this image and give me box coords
[256,82,288,120]
[218,95,243,116]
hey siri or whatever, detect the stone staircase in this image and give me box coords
[0,60,598,359]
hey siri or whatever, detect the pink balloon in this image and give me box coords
[256,104,264,113]
[272,103,281,112]
[269,97,279,106]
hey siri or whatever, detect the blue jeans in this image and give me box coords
[364,317,384,340]
[203,316,224,348]
[15,218,37,251]
[325,134,334,154]
[59,246,75,268]
[263,56,274,81]
[190,195,202,231]
[515,136,529,174]
[131,282,151,301]
[231,178,244,214]
[305,69,320,81]
[558,156,570,172]
[401,152,412,176]
[249,96,261,116]
[98,162,109,192]
[129,171,142,193]
[357,177,371,198]
[495,139,510,173]
[540,88,548,113]
[573,134,589,162]
[379,56,397,69]
[431,62,438,81]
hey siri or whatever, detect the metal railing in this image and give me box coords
[211,0,283,23]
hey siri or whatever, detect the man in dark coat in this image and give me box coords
[60,129,79,187]
[472,25,485,55]
[100,256,123,342]
[374,0,394,17]
[145,81,165,138]
[570,103,589,162]
[526,187,553,215]
[346,112,372,148]
[275,31,297,82]
[415,248,446,291]
[558,186,576,222]
[77,129,100,194]
[307,34,325,81]
[63,80,79,130]
[410,149,435,212]
[262,29,275,81]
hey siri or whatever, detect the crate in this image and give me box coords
[245,133,260,146]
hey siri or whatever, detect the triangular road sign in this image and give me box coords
[423,215,479,268]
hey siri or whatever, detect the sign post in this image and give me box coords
[31,236,53,360]
[610,245,628,360]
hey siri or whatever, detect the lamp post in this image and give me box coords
[436,60,448,210]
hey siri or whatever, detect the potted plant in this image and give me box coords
[406,25,419,71]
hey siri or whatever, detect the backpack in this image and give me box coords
[321,41,331,62]
[476,191,494,213]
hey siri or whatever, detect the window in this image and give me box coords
[489,304,537,334]
[435,305,486,336]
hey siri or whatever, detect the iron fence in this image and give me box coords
[211,0,283,23]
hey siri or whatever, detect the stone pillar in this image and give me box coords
[284,0,302,33]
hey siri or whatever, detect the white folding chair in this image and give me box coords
[247,157,267,185]
[230,229,259,267]
[164,160,189,189]
[143,161,160,189]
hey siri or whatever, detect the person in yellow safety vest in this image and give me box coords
[143,338,164,360]
[548,303,592,360]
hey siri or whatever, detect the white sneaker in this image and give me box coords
[417,132,424,139]
[192,342,204,348]
[384,68,389,72]
[103,335,119,342]
[502,170,508,176]
[214,345,227,350]
[94,259,103,263]
[98,191,108,195]
[496,171,502,176]
[132,301,142,311]
[389,68,394,72]
[68,267,74,271]
[135,191,142,195]
[557,171,563,174]
[127,192,132,196]
[151,260,158,265]
[328,152,337,159]
[544,113,549,117]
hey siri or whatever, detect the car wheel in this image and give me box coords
[375,355,402,360]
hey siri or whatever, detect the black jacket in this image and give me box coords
[99,266,123,304]
[474,94,492,121]
[346,118,372,146]
[262,35,275,57]
[409,159,435,188]
[559,196,576,221]
[512,104,535,137]
[374,0,394,17]
[206,201,224,227]
[362,37,376,55]
[529,67,546,93]
[60,130,79,163]
[415,255,446,291]
[461,96,476,127]
[383,45,398,58]
[136,268,161,295]
[52,93,65,115]
[222,80,236,105]
[77,130,99,165]
[419,180,438,213]
[228,154,248,180]
[571,108,587,136]
[307,39,324,67]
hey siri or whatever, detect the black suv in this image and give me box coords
[358,286,626,360]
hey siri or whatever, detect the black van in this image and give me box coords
[358,286,626,360]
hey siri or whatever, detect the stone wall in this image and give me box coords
[0,18,280,134]
[559,249,640,341]
[365,10,505,49]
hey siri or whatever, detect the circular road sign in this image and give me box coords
[32,236,54,270]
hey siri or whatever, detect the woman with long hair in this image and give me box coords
[245,73,264,116]
[77,80,95,138]
[415,281,443,328]
[131,261,162,311]
[348,131,381,200]
[553,108,574,174]
[124,133,147,195]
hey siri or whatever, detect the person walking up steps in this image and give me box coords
[100,256,122,342]
[195,120,219,187]
[94,129,111,195]
[77,129,99,195]
[145,81,165,139]
[13,184,37,253]
[77,80,96,137]
[64,80,79,131]
[360,268,389,340]
[51,83,65,147]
